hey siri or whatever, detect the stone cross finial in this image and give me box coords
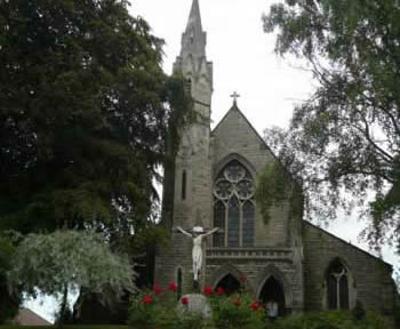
[230,91,240,105]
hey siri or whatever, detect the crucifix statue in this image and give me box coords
[230,91,240,105]
[176,226,219,283]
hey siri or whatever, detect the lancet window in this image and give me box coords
[213,160,255,247]
[326,259,350,310]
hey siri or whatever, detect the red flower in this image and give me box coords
[142,295,153,305]
[250,300,262,311]
[203,286,213,296]
[181,296,189,305]
[153,283,162,296]
[233,298,241,307]
[168,282,178,292]
[216,287,225,296]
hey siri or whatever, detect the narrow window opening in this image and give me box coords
[177,268,183,300]
[182,170,187,200]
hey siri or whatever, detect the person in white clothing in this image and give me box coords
[266,300,279,321]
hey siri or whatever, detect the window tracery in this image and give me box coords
[326,259,350,310]
[213,160,255,247]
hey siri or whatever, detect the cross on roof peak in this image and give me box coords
[230,91,240,105]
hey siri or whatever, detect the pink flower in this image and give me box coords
[216,287,225,296]
[168,282,178,292]
[203,286,213,296]
[142,295,153,305]
[181,296,189,305]
[153,283,162,296]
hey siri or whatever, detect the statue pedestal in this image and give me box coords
[177,294,212,319]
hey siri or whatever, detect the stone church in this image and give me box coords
[155,0,397,317]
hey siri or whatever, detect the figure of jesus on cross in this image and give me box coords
[176,226,219,283]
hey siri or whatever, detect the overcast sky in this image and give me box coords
[25,0,398,322]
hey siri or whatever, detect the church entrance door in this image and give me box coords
[215,274,241,295]
[259,277,286,316]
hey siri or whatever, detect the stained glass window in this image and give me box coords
[213,201,225,247]
[228,197,240,247]
[242,201,255,247]
[213,160,255,247]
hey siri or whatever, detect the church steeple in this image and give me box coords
[186,0,202,32]
[180,0,206,58]
[174,0,213,116]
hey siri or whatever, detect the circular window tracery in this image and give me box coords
[213,160,255,247]
[214,162,254,201]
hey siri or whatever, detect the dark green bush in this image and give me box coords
[270,311,389,329]
[0,236,20,324]
[210,294,264,329]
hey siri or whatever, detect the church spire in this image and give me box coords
[186,0,202,32]
[180,0,206,58]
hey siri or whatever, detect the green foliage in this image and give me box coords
[8,230,136,324]
[0,236,20,324]
[255,162,303,224]
[263,0,400,251]
[210,294,264,329]
[0,0,191,248]
[395,297,400,328]
[270,311,389,329]
[128,288,180,329]
[177,313,209,329]
[351,300,366,321]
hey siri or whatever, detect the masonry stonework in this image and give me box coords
[155,0,397,321]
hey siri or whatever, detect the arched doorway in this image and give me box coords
[259,277,286,316]
[215,274,241,295]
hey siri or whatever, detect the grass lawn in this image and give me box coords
[0,326,128,329]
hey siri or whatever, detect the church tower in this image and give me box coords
[172,0,213,229]
[154,0,213,293]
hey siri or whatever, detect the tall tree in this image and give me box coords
[263,0,400,252]
[0,236,19,324]
[0,0,190,241]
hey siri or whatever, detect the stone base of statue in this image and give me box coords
[177,294,212,319]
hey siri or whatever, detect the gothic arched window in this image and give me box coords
[326,259,350,310]
[213,160,255,247]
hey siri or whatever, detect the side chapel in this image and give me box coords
[155,0,397,317]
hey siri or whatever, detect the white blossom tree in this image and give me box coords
[8,230,136,325]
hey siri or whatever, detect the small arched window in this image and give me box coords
[213,160,255,247]
[326,259,350,310]
[181,170,187,200]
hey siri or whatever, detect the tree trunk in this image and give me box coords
[58,284,68,329]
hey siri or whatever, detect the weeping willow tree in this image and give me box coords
[8,230,136,326]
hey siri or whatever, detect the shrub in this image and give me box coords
[0,236,20,324]
[177,312,209,329]
[271,311,390,329]
[210,293,265,329]
[352,300,366,321]
[128,283,199,329]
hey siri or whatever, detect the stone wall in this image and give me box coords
[205,250,304,312]
[211,106,299,248]
[303,221,397,315]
